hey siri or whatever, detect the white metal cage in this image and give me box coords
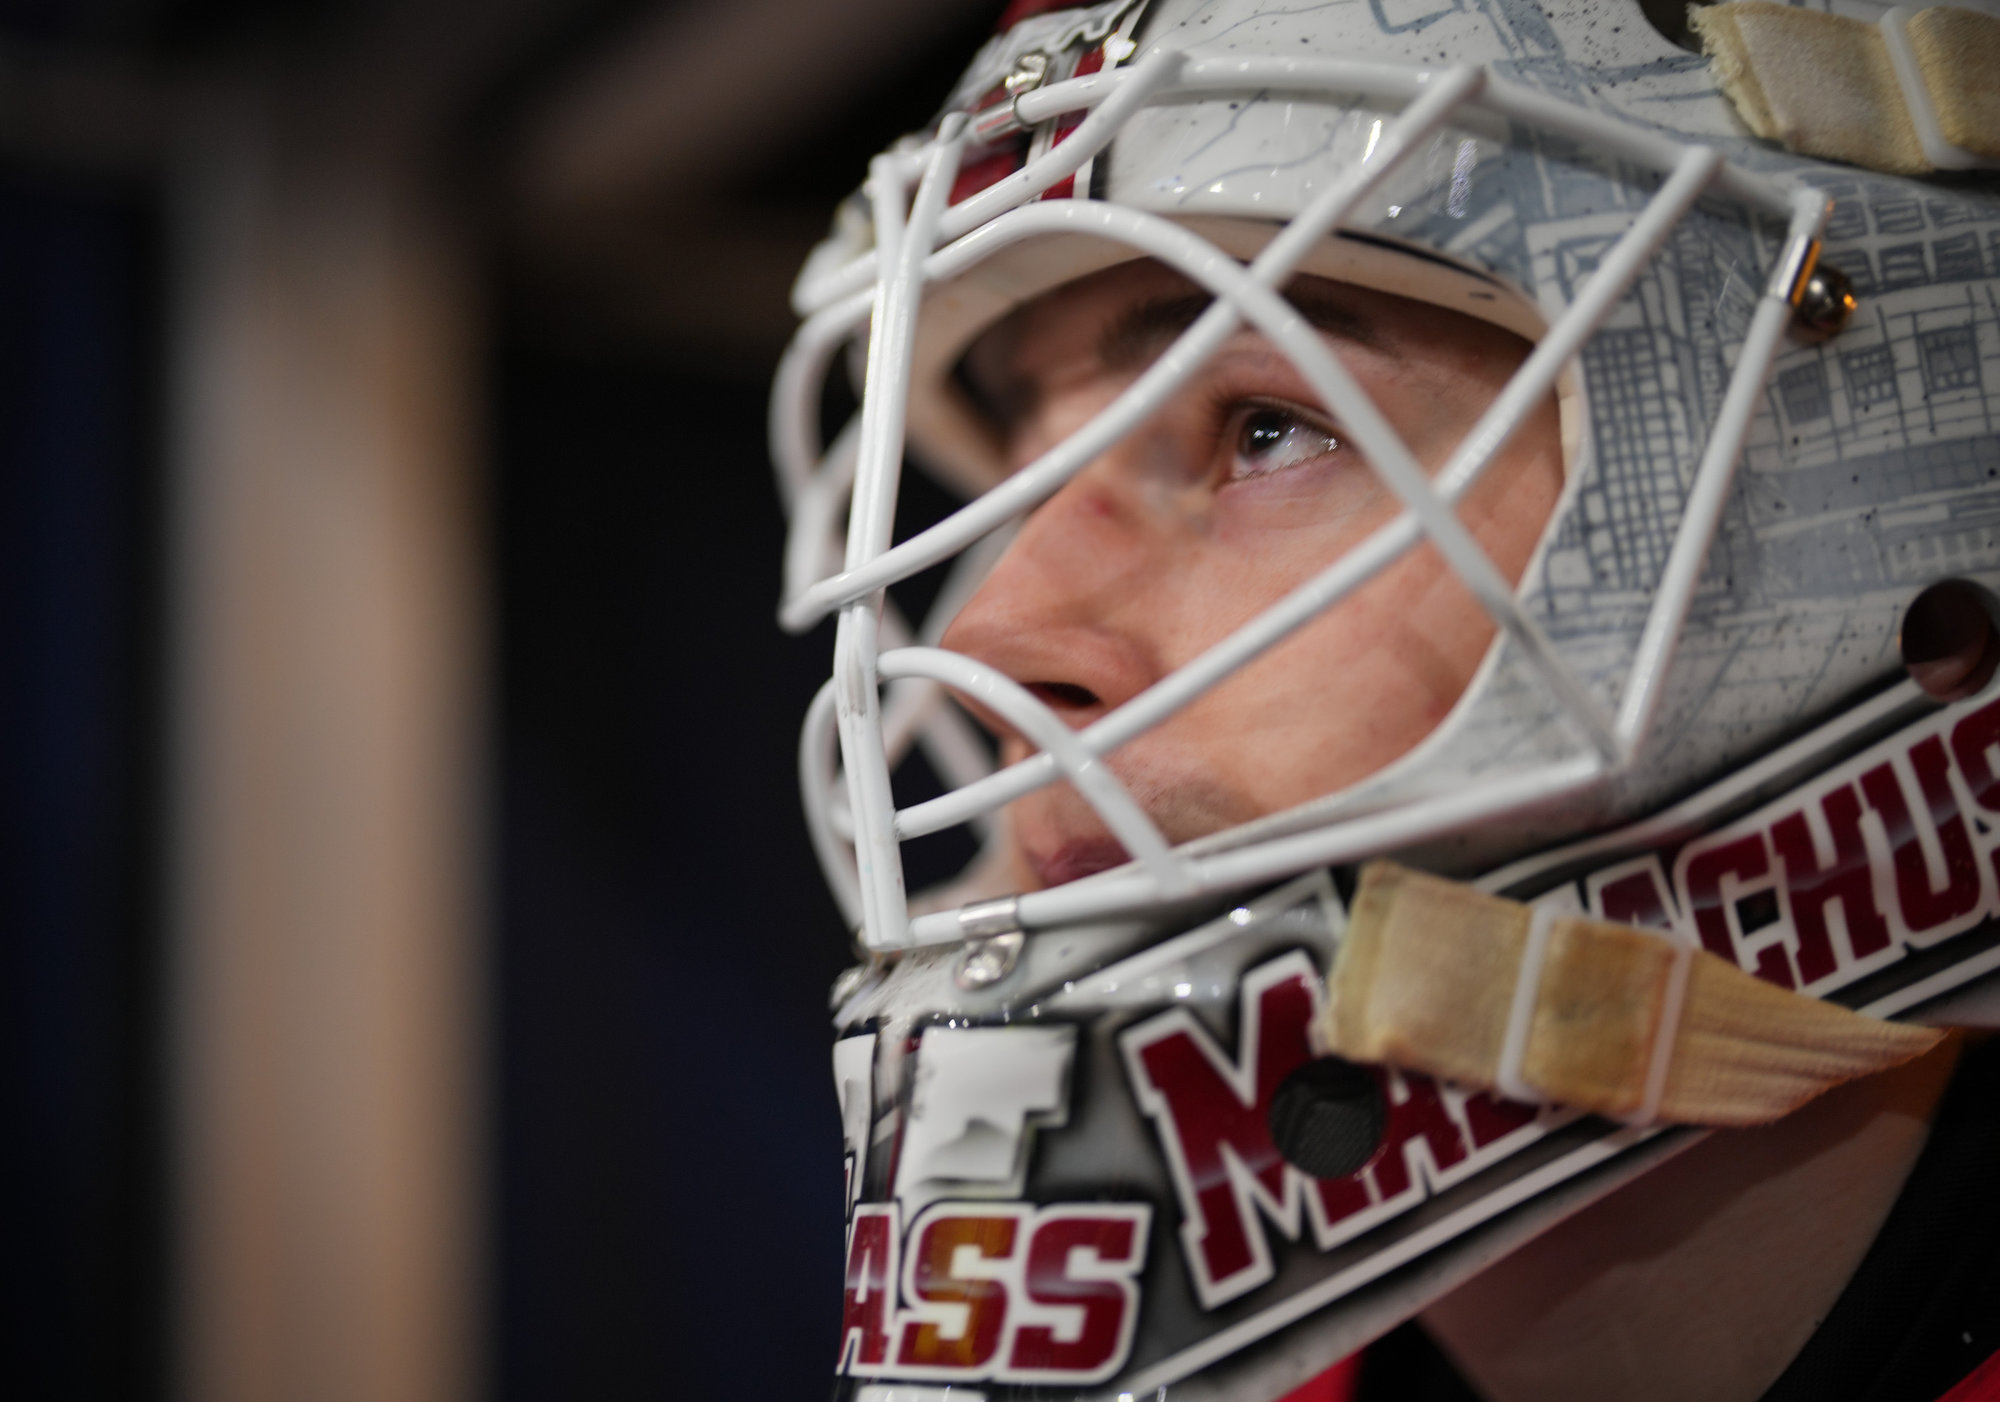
[771,44,1830,952]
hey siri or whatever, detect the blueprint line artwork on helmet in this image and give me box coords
[768,0,2000,1397]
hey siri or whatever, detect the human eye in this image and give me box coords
[1227,400,1342,483]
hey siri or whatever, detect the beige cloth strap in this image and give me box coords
[1317,863,1944,1127]
[1691,2,2000,176]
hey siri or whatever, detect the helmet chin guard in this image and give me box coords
[828,683,2000,1399]
[774,0,2000,1394]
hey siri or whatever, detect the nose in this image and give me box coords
[937,467,1168,743]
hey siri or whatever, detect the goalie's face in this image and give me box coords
[940,258,1565,892]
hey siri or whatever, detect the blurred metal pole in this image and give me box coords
[165,98,484,1402]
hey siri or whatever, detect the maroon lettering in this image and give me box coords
[1368,1072,1472,1203]
[1868,740,1982,934]
[1125,966,1315,1300]
[841,1202,1151,1384]
[838,1206,899,1370]
[1950,696,2000,815]
[1461,1090,1539,1148]
[1771,784,1888,985]
[1124,952,1524,1307]
[897,1213,1017,1370]
[1596,865,1676,930]
[1683,834,1792,986]
[1311,1168,1374,1228]
[1010,1214,1138,1375]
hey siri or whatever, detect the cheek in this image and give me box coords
[1484,415,1566,571]
[1149,477,1400,649]
[1141,542,1490,809]
[1213,458,1392,543]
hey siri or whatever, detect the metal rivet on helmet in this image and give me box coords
[1791,261,1857,342]
[1005,50,1051,98]
[954,929,1025,989]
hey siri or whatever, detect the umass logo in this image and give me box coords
[834,691,2000,1389]
[1120,951,1539,1309]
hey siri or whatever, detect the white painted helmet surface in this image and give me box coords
[774,0,2000,1396]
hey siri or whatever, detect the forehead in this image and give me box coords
[964,257,1535,398]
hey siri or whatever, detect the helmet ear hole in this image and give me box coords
[1638,0,1715,52]
[1268,1057,1387,1181]
[1900,579,2000,703]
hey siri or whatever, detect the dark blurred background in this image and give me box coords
[0,1,1005,1398]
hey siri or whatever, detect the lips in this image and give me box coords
[1029,836,1133,888]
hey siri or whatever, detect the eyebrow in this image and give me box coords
[959,280,1394,435]
[1098,285,1388,370]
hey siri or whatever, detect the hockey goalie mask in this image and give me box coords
[773,0,2000,1396]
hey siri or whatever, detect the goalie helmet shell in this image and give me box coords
[775,0,2000,1397]
[775,0,2000,946]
